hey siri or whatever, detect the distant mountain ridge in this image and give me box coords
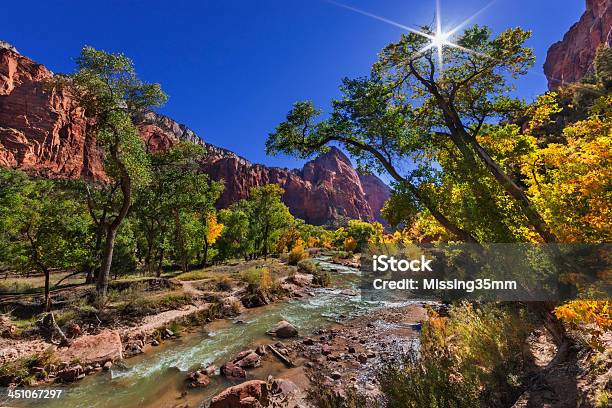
[0,42,390,225]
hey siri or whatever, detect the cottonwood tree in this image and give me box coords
[52,47,167,301]
[267,26,557,244]
[345,219,377,250]
[200,212,224,266]
[217,185,293,260]
[0,170,89,311]
[133,142,222,274]
[217,207,251,260]
[245,184,294,259]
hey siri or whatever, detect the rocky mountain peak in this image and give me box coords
[314,146,351,165]
[0,40,18,53]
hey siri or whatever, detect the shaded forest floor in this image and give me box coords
[512,329,611,408]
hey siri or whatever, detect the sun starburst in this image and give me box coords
[328,0,494,69]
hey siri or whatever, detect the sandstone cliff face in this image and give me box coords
[0,43,390,225]
[0,43,105,180]
[134,110,204,152]
[544,0,612,90]
[201,147,390,225]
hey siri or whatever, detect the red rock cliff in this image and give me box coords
[0,42,105,180]
[0,43,390,225]
[544,0,612,90]
[201,147,390,225]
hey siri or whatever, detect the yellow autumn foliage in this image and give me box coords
[344,236,358,253]
[205,213,224,244]
[522,97,612,243]
[554,300,611,331]
[288,238,308,265]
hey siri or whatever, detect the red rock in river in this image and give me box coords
[0,42,390,225]
[209,380,269,408]
[544,0,612,90]
[220,361,247,380]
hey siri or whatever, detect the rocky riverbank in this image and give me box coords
[177,303,428,408]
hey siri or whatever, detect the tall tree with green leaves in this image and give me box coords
[0,169,90,311]
[245,184,294,259]
[133,142,223,274]
[345,219,377,250]
[267,26,557,244]
[217,207,251,260]
[52,47,167,301]
[217,185,293,260]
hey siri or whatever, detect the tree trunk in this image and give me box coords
[436,92,558,243]
[203,239,209,267]
[85,266,94,284]
[465,136,559,243]
[337,136,481,244]
[97,225,117,302]
[145,234,153,275]
[262,224,269,260]
[43,267,51,312]
[157,247,165,277]
[174,210,188,273]
[86,220,105,284]
[94,139,133,303]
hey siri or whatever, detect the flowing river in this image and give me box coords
[9,259,410,408]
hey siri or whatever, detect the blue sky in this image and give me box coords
[2,1,584,169]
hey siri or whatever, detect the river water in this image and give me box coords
[11,259,408,408]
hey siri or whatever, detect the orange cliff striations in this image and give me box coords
[0,42,390,225]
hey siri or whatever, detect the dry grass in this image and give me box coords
[116,290,193,316]
[175,269,220,281]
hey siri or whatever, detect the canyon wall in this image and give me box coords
[0,42,104,180]
[200,146,388,225]
[544,0,612,89]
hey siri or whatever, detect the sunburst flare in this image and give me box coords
[327,0,494,69]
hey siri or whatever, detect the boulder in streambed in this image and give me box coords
[269,378,298,398]
[186,369,211,388]
[203,364,217,376]
[59,330,123,366]
[241,287,270,308]
[209,380,269,408]
[222,296,244,317]
[321,344,331,356]
[285,273,313,287]
[57,364,84,382]
[220,362,246,380]
[267,320,298,338]
[234,351,261,369]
